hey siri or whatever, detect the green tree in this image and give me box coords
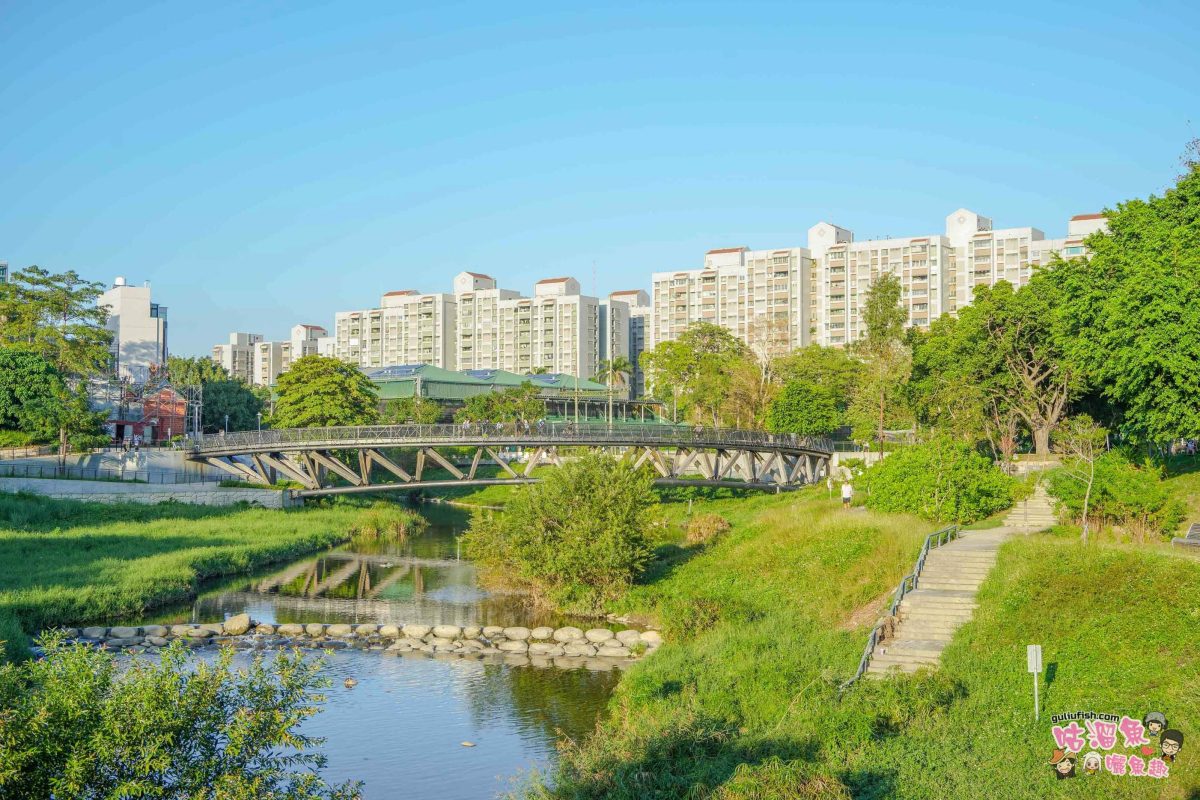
[1052,158,1200,448]
[856,437,1017,523]
[0,349,65,442]
[454,383,543,424]
[167,354,230,388]
[271,356,379,429]
[202,379,266,433]
[1052,414,1107,543]
[594,356,634,425]
[766,380,840,437]
[383,396,442,424]
[0,639,360,799]
[0,267,114,459]
[773,344,862,422]
[640,323,747,426]
[0,266,112,378]
[849,274,912,447]
[462,453,655,614]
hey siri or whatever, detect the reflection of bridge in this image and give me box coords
[255,553,464,598]
[188,423,833,497]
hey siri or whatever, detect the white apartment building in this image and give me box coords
[334,291,456,370]
[496,278,603,379]
[212,332,262,384]
[607,289,650,397]
[0,259,7,283]
[99,277,168,382]
[453,271,521,371]
[807,209,1109,347]
[650,247,811,358]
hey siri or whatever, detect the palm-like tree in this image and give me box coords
[593,356,634,425]
[528,366,551,375]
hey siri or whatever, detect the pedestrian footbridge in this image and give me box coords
[187,423,833,498]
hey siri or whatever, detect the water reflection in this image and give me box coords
[209,648,619,799]
[143,504,587,632]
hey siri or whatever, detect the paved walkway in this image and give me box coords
[867,485,1058,675]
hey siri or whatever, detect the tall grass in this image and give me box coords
[524,492,1200,799]
[0,492,413,660]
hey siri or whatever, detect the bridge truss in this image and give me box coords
[189,423,832,498]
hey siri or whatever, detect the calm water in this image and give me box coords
[127,505,622,799]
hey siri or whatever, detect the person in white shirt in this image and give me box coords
[841,481,853,509]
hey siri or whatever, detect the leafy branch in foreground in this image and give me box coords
[0,638,361,799]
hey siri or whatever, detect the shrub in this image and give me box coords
[685,512,731,545]
[349,503,427,541]
[856,437,1016,523]
[461,453,655,614]
[1046,451,1185,540]
[0,638,360,798]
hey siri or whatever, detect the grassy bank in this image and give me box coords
[0,492,420,660]
[525,492,1200,799]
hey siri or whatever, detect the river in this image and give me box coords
[130,505,621,799]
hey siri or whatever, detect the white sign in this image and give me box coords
[1027,644,1043,674]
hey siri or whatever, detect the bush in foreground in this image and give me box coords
[856,437,1016,523]
[462,453,655,614]
[0,638,360,799]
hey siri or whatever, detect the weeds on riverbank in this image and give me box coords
[347,503,428,542]
[523,491,1200,799]
[0,493,408,661]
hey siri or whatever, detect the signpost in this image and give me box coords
[1027,644,1043,721]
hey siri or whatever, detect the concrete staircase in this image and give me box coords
[867,529,1011,676]
[1004,483,1057,530]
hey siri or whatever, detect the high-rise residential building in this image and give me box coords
[0,260,8,283]
[807,209,1108,347]
[496,278,603,379]
[98,276,168,382]
[253,340,285,387]
[453,271,521,371]
[650,246,811,359]
[607,289,650,397]
[334,290,456,370]
[212,332,263,384]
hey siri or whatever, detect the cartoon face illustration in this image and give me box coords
[1144,712,1167,737]
[1050,749,1076,779]
[1081,752,1102,775]
[1161,730,1184,762]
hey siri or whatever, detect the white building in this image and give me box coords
[807,210,1109,346]
[650,247,811,358]
[334,291,456,370]
[0,259,8,283]
[607,289,650,397]
[212,333,263,384]
[453,271,520,371]
[496,278,603,379]
[99,277,168,382]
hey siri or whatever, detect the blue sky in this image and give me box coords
[2,1,1197,355]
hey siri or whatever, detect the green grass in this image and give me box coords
[524,491,1200,799]
[0,492,416,660]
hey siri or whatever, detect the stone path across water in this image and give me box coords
[54,615,663,671]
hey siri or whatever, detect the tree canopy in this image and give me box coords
[454,383,542,424]
[271,356,379,428]
[202,380,265,433]
[640,322,748,425]
[0,266,112,378]
[167,355,230,388]
[766,380,840,437]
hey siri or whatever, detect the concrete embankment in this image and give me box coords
[55,615,664,670]
[0,478,296,508]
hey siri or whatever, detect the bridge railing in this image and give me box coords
[190,423,833,456]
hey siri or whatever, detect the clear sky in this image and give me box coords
[2,1,1197,355]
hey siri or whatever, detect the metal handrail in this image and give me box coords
[189,423,834,457]
[841,524,961,692]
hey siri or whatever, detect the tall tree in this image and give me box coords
[167,355,230,388]
[1053,414,1107,543]
[766,380,840,437]
[594,355,634,424]
[202,380,265,433]
[0,267,114,459]
[849,274,912,448]
[383,396,442,424]
[1052,157,1200,447]
[773,344,862,428]
[0,266,112,377]
[271,356,379,429]
[640,323,747,426]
